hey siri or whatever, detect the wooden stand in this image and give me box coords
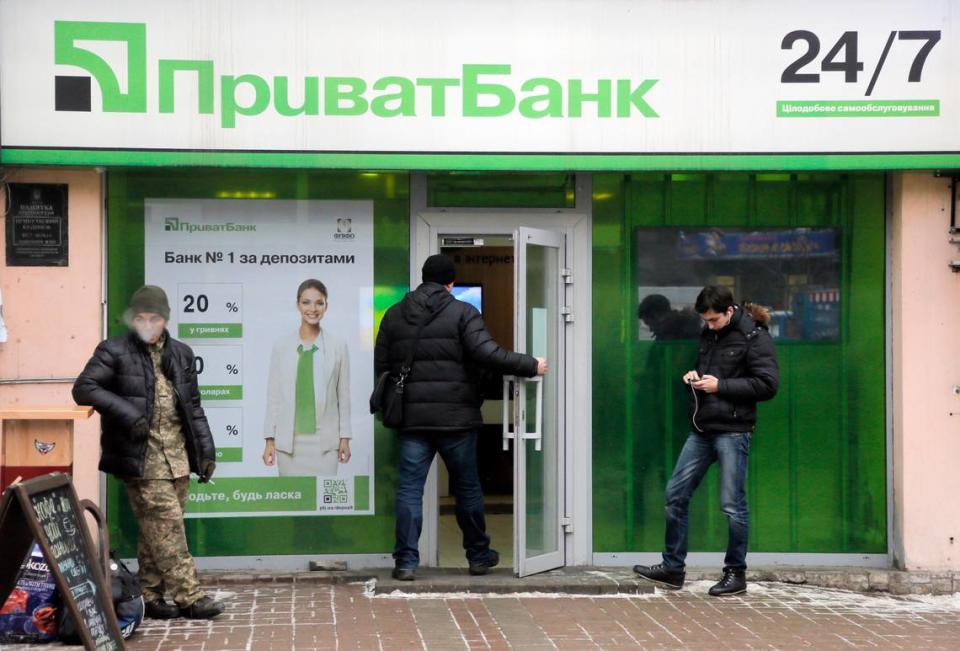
[0,406,93,490]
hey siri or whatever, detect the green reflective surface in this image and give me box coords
[104,169,887,559]
[106,169,409,557]
[593,172,887,554]
[522,241,560,558]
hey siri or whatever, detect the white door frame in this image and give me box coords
[409,172,593,568]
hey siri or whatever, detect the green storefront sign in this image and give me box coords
[3,2,957,170]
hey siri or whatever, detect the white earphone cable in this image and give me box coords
[690,381,703,433]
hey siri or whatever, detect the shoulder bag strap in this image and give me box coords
[399,318,428,378]
[398,299,453,381]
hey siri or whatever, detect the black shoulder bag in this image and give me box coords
[369,316,430,429]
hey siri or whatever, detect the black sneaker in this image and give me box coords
[144,598,179,619]
[633,563,685,589]
[708,569,747,596]
[391,567,416,581]
[180,596,225,619]
[468,549,500,576]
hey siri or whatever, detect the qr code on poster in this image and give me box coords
[322,479,349,504]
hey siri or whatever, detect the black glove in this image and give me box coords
[131,418,149,442]
[199,460,216,483]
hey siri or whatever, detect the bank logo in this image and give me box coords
[52,20,659,127]
[334,218,356,240]
[54,21,146,113]
[165,217,256,233]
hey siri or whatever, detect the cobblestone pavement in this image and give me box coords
[4,580,959,650]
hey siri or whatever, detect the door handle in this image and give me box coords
[502,376,516,451]
[520,376,543,452]
[504,376,543,451]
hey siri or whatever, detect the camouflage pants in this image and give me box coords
[124,477,204,607]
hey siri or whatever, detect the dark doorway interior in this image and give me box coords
[437,242,515,567]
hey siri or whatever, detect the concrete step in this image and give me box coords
[373,567,656,595]
[198,565,960,596]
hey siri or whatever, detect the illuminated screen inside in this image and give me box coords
[452,284,483,313]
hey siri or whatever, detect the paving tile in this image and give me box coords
[3,579,959,650]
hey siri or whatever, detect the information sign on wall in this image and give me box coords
[4,184,68,267]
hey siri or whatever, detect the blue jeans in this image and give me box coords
[394,430,492,569]
[662,431,751,572]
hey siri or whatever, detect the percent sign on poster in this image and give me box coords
[177,283,243,339]
[192,344,243,401]
[204,407,244,462]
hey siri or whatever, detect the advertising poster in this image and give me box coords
[144,199,374,517]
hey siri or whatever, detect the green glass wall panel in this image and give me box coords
[105,169,409,557]
[593,172,886,554]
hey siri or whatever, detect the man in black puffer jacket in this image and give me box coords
[375,255,546,580]
[73,286,223,620]
[634,285,779,598]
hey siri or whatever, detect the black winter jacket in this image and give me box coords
[689,305,779,433]
[374,282,539,432]
[73,331,216,478]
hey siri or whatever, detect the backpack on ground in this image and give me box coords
[58,499,144,643]
[58,552,144,644]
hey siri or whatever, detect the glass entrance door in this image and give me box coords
[507,227,566,577]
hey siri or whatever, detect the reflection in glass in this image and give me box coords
[635,228,840,341]
[592,172,886,558]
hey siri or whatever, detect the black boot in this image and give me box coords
[391,567,416,581]
[144,598,179,619]
[632,563,685,589]
[708,569,747,596]
[468,549,500,576]
[180,596,225,619]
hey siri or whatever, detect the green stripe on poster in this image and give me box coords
[215,447,243,462]
[354,475,370,512]
[186,477,317,513]
[179,323,243,338]
[199,385,243,400]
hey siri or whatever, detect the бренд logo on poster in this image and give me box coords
[334,218,356,240]
[165,217,256,233]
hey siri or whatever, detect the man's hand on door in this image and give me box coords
[536,357,549,375]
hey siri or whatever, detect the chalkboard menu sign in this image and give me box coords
[5,183,69,266]
[0,474,124,651]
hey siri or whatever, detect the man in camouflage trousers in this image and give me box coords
[74,286,224,620]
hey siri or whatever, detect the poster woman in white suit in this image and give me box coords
[262,279,351,476]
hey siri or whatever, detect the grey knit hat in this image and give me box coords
[124,285,171,323]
